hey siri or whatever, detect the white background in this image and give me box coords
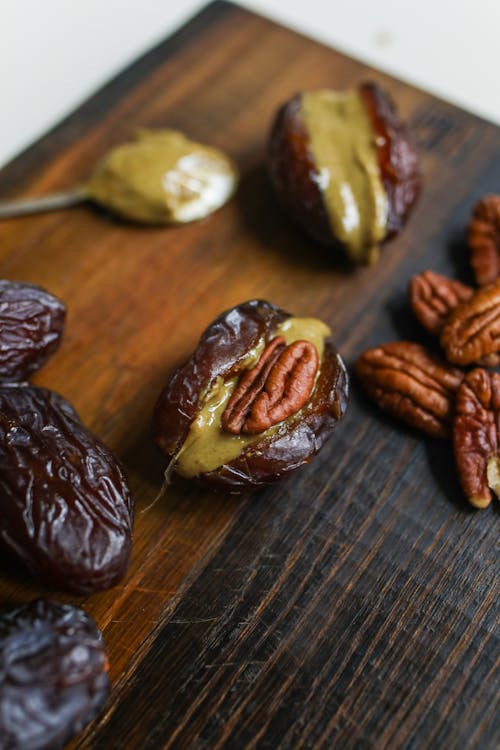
[1,0,499,169]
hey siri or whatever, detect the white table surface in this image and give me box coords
[1,0,499,170]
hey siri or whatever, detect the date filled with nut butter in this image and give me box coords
[268,82,420,264]
[153,300,348,492]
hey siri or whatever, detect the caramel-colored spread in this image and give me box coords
[85,129,238,224]
[175,317,331,478]
[300,90,388,264]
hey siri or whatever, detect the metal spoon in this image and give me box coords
[0,187,88,219]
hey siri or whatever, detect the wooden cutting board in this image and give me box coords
[0,2,498,747]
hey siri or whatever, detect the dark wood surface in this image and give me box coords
[0,2,498,748]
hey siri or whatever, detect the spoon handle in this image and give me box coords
[0,187,87,218]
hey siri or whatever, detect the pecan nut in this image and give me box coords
[440,280,500,366]
[408,270,473,335]
[453,368,500,508]
[222,336,319,434]
[467,195,500,286]
[355,341,464,438]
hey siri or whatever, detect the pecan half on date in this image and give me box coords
[408,270,473,335]
[467,195,500,286]
[268,81,420,264]
[355,342,464,439]
[0,599,109,750]
[0,280,65,382]
[440,280,500,366]
[221,336,318,434]
[153,300,348,492]
[453,368,500,508]
[0,386,133,593]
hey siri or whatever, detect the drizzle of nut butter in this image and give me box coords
[174,317,331,478]
[85,129,238,224]
[300,90,388,264]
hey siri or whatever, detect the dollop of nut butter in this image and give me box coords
[175,317,330,478]
[300,90,388,264]
[85,129,238,224]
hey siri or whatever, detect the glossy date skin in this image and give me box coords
[153,300,349,491]
[0,386,133,593]
[0,280,66,382]
[267,81,420,251]
[359,82,420,238]
[0,599,109,750]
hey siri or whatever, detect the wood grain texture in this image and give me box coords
[0,2,498,748]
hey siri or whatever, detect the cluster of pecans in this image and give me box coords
[356,195,500,509]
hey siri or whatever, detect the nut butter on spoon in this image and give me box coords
[0,129,239,224]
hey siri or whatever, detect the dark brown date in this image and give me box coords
[359,82,421,238]
[0,599,109,750]
[0,386,133,593]
[267,81,420,258]
[0,280,66,382]
[153,300,349,492]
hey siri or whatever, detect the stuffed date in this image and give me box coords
[0,280,66,382]
[153,300,348,492]
[0,386,133,593]
[0,599,109,750]
[268,81,420,264]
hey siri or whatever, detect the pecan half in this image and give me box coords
[467,195,500,286]
[355,342,464,438]
[453,368,500,508]
[408,270,473,335]
[221,337,287,434]
[440,281,500,366]
[222,337,319,434]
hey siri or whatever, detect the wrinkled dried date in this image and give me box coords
[0,280,66,382]
[453,368,500,508]
[0,386,133,593]
[408,270,473,335]
[153,300,348,491]
[0,599,109,750]
[355,342,464,439]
